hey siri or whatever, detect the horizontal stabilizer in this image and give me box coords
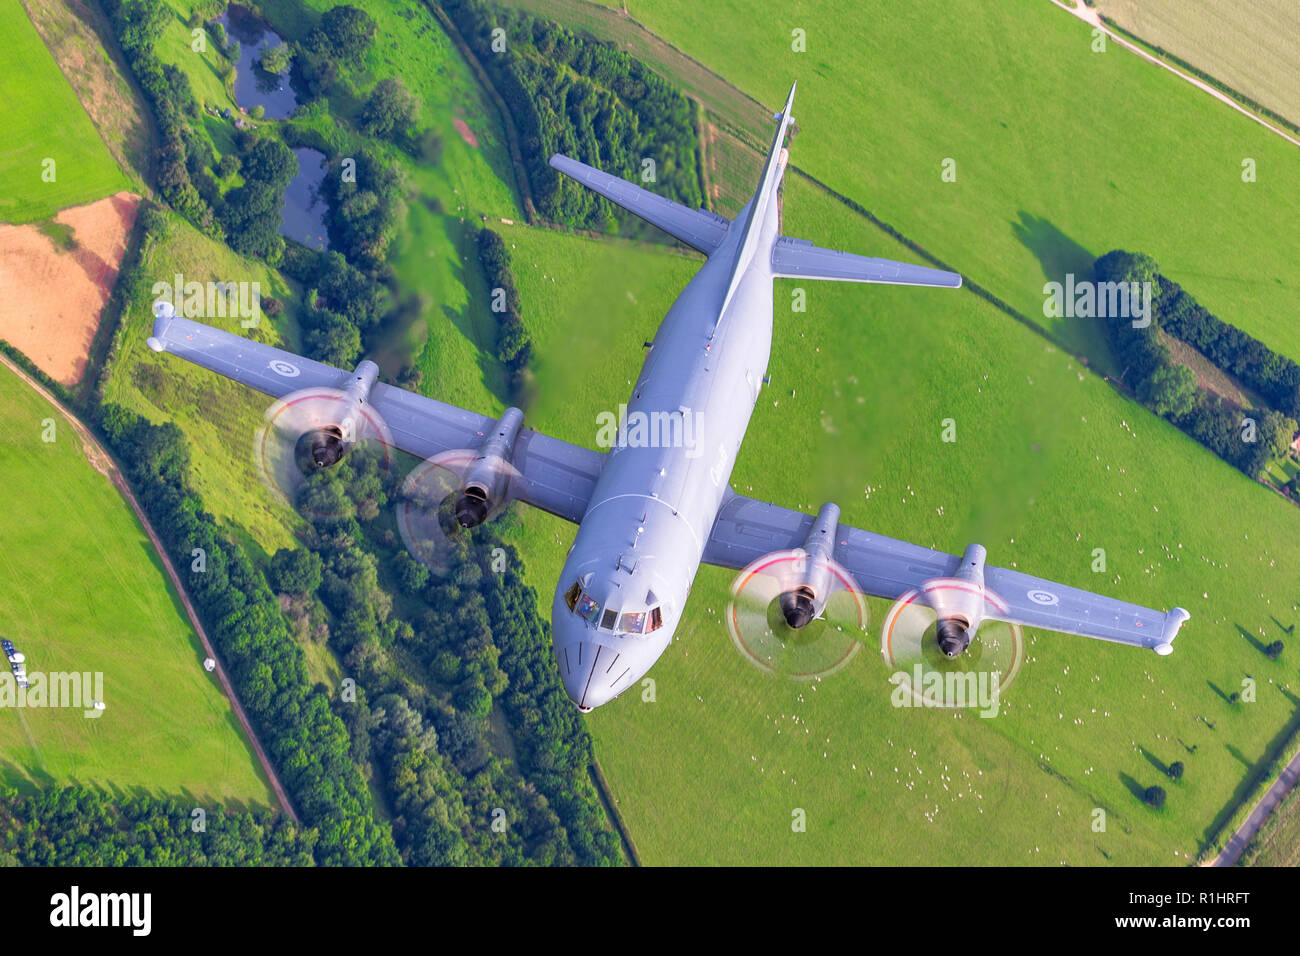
[549,154,728,255]
[772,236,962,288]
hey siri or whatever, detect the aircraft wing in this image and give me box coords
[771,236,963,288]
[146,313,604,524]
[702,491,1188,653]
[549,153,729,255]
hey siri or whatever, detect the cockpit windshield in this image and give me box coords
[565,580,664,634]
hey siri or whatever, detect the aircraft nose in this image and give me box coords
[556,638,621,711]
[552,611,652,711]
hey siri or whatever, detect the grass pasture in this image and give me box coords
[0,3,128,224]
[0,361,274,807]
[484,173,1300,865]
[99,208,305,558]
[1096,0,1300,127]
[577,0,1300,370]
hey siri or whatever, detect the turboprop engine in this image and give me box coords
[777,502,843,628]
[724,501,870,680]
[298,360,382,469]
[396,408,526,573]
[450,408,525,528]
[919,543,991,658]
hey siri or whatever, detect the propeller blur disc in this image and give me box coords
[725,549,868,681]
[254,387,392,520]
[880,585,1025,711]
[396,449,519,576]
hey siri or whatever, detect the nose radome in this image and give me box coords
[557,638,623,711]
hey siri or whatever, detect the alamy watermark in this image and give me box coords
[152,274,261,328]
[1043,274,1152,328]
[595,403,703,458]
[0,671,105,718]
[889,666,1003,718]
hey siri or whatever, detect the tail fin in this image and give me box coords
[716,82,799,319]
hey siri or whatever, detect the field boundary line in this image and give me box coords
[0,351,298,822]
[589,758,641,866]
[1049,0,1300,149]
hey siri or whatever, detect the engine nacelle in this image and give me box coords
[779,502,840,628]
[454,408,524,528]
[921,543,989,658]
[302,360,380,469]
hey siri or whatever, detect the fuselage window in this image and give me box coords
[620,610,646,633]
[564,582,581,611]
[601,608,618,630]
[647,606,663,632]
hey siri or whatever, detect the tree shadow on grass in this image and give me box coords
[1235,623,1267,655]
[1139,746,1168,777]
[1118,771,1147,802]
[1010,212,1116,373]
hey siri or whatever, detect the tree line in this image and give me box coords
[1096,250,1297,479]
[0,786,316,866]
[476,227,531,402]
[269,450,621,866]
[96,403,401,866]
[443,0,704,235]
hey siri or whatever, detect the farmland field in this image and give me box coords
[370,0,1300,864]
[0,361,274,807]
[566,0,1300,369]
[478,171,1300,865]
[1096,0,1300,126]
[0,4,129,224]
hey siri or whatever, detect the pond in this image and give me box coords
[214,5,298,119]
[281,147,330,250]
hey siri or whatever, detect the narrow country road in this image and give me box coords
[0,352,298,823]
[1212,746,1300,866]
[1050,0,1300,149]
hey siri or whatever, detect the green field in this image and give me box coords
[571,0,1300,370]
[0,361,273,807]
[452,171,1300,865]
[1097,0,1300,126]
[0,4,128,223]
[359,0,1300,864]
[99,208,305,559]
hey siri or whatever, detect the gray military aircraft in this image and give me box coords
[147,82,1188,712]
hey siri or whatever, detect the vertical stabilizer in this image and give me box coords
[715,82,798,324]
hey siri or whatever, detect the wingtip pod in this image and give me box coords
[148,300,176,353]
[1154,606,1190,656]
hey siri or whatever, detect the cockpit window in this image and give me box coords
[576,593,600,623]
[567,583,664,635]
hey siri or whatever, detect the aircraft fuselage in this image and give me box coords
[551,189,782,710]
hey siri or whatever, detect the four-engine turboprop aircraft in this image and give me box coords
[147,82,1188,712]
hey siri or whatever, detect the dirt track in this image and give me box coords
[0,191,140,386]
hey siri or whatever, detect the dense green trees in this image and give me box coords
[476,228,531,401]
[444,0,704,235]
[0,787,317,866]
[359,78,419,143]
[97,404,400,866]
[1095,250,1298,479]
[219,138,298,264]
[104,0,221,236]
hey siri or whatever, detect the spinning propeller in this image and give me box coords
[253,360,394,520]
[724,504,869,680]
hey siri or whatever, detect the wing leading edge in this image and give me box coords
[702,491,1189,653]
[147,311,605,524]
